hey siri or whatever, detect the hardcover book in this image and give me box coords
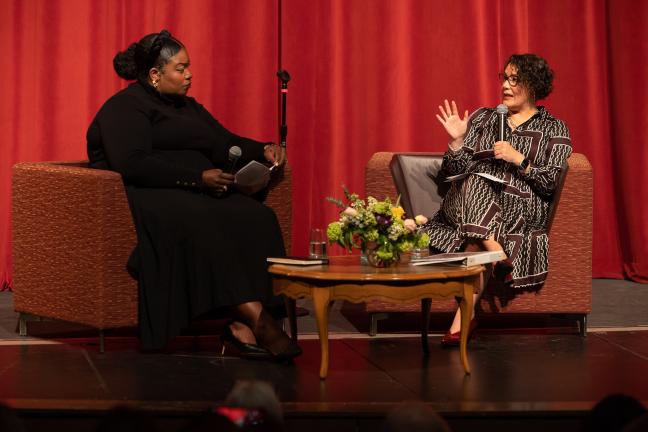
[267,256,329,266]
[410,250,506,266]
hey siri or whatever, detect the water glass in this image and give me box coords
[308,228,327,259]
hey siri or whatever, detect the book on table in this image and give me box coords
[267,256,329,265]
[410,250,506,267]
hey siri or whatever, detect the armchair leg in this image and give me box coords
[99,330,105,353]
[577,315,588,338]
[19,313,28,337]
[369,313,389,337]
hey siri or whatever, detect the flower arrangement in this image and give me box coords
[326,187,430,267]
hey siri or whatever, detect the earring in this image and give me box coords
[152,80,159,89]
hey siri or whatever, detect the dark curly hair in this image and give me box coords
[505,54,554,101]
[113,30,184,82]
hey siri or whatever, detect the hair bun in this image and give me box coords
[113,43,139,80]
[148,30,172,65]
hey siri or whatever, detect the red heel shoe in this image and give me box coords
[493,259,514,283]
[441,318,477,347]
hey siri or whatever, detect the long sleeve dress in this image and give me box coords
[87,81,285,349]
[420,107,572,289]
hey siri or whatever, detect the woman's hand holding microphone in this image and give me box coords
[202,169,234,196]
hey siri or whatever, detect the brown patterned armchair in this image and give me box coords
[364,152,592,336]
[12,161,292,351]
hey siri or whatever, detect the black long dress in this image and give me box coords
[87,81,285,349]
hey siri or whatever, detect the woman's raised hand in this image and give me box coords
[202,169,234,195]
[436,100,469,142]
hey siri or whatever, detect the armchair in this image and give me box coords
[12,161,292,351]
[364,152,592,336]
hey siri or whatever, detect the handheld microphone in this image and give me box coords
[496,104,508,142]
[227,146,242,173]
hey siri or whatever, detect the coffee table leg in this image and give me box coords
[458,276,477,375]
[421,298,431,354]
[312,287,331,379]
[284,296,297,341]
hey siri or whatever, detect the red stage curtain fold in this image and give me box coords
[281,0,647,282]
[1,0,646,289]
[0,0,278,290]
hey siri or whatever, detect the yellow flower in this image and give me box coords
[391,206,405,220]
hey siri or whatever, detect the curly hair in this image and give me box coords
[113,29,184,82]
[505,54,554,101]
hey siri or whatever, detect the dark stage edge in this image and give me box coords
[1,331,648,432]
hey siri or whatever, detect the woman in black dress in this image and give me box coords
[421,54,572,346]
[87,30,301,360]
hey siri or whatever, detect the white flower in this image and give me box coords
[404,219,417,232]
[343,207,359,217]
[415,215,428,225]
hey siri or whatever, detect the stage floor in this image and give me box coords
[1,280,647,431]
[1,329,647,431]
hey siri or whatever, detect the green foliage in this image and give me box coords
[325,188,429,266]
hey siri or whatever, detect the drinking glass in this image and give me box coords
[308,228,327,259]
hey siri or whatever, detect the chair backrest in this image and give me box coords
[389,152,446,218]
[389,153,570,231]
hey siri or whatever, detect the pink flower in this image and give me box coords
[404,218,417,232]
[343,207,359,217]
[415,215,428,225]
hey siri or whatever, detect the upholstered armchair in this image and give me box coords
[364,152,592,336]
[12,161,292,351]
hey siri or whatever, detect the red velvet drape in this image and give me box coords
[0,0,279,290]
[282,0,648,282]
[1,0,646,290]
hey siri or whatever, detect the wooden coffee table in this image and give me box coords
[269,256,484,379]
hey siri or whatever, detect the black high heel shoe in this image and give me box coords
[221,322,272,360]
[253,310,302,361]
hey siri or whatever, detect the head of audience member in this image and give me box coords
[0,403,25,432]
[500,53,554,112]
[382,401,451,432]
[623,412,648,432]
[224,380,283,430]
[582,394,647,432]
[95,405,157,432]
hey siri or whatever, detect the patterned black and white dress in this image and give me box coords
[420,107,572,288]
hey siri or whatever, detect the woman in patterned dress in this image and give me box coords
[420,54,572,346]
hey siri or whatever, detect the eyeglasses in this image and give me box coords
[498,73,520,87]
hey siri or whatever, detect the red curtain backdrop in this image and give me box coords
[0,0,279,290]
[1,0,646,290]
[282,0,648,282]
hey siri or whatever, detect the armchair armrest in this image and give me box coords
[12,161,138,328]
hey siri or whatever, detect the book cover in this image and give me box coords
[234,161,276,194]
[410,250,506,266]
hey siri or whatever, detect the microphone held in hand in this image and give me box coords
[496,104,508,142]
[227,146,242,173]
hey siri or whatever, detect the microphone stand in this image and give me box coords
[277,70,291,148]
